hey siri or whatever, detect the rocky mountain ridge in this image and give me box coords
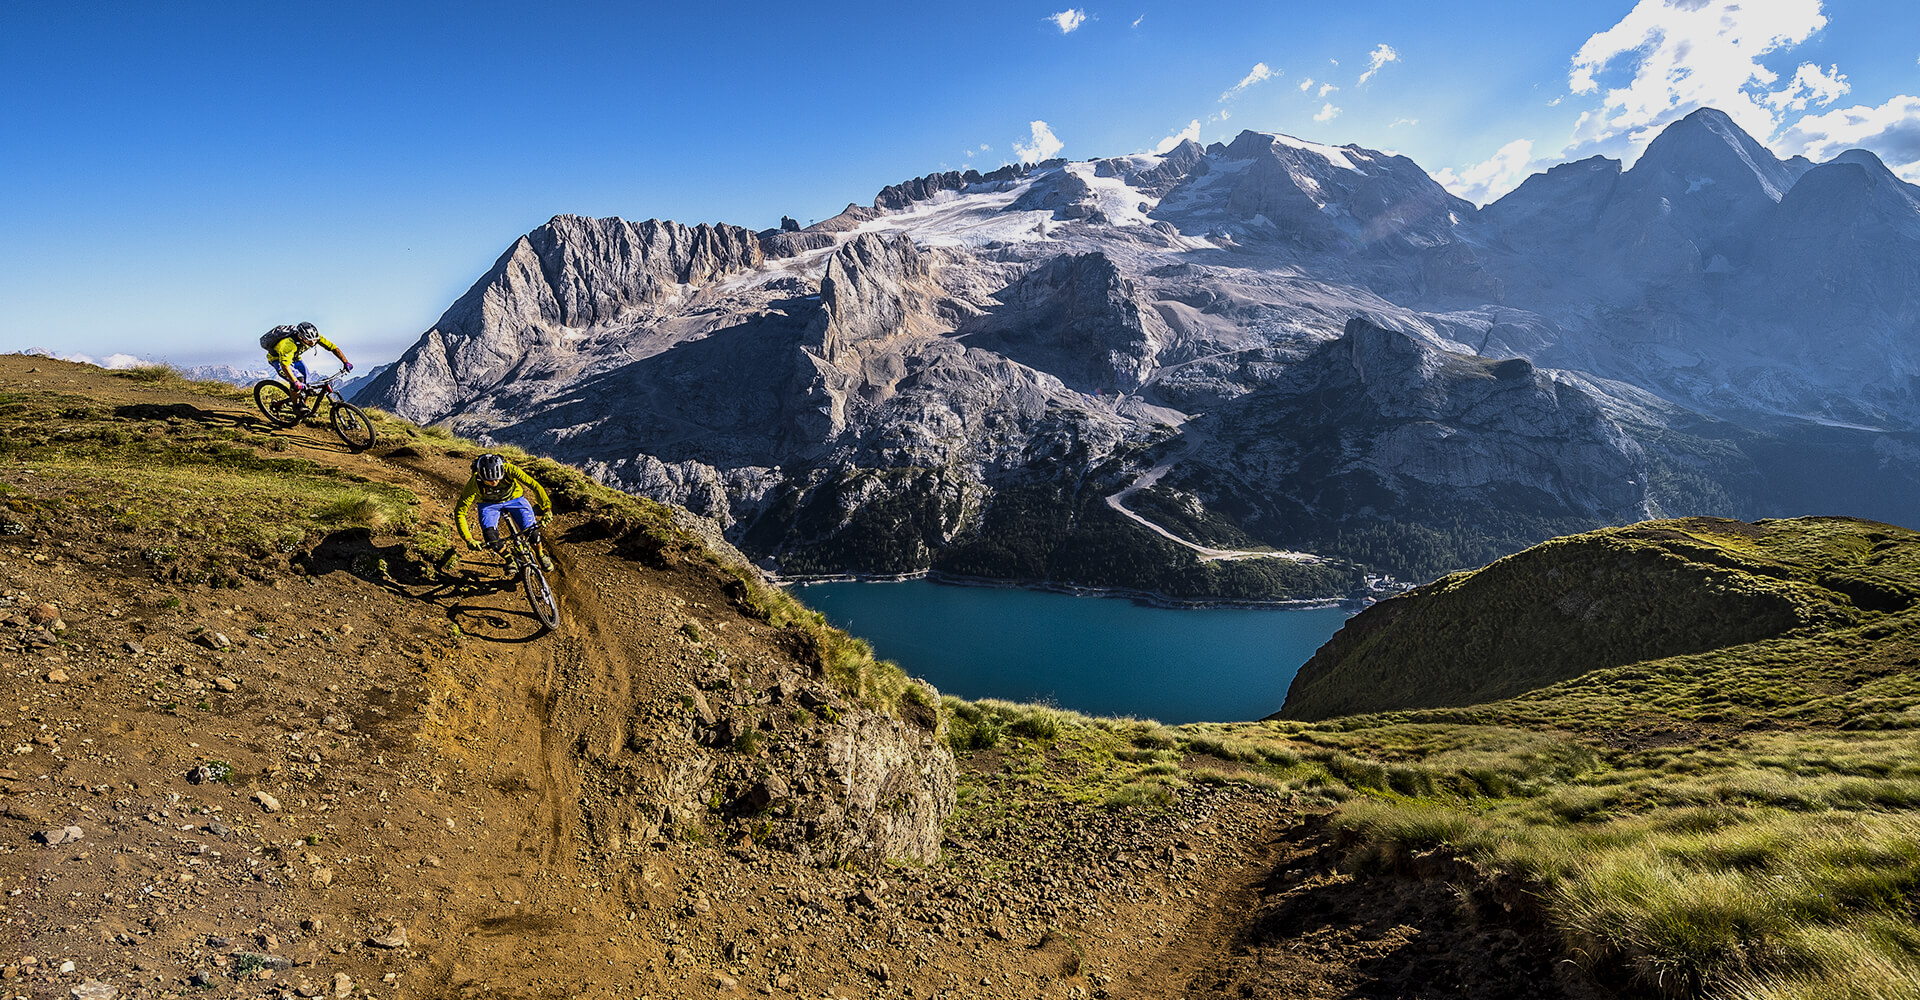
[356,109,1920,598]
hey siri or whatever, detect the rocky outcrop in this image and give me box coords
[874,165,1030,212]
[970,252,1169,393]
[810,232,934,365]
[1091,139,1209,197]
[1167,130,1472,251]
[1186,317,1651,539]
[608,670,956,867]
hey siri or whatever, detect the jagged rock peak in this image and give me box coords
[521,215,765,328]
[813,232,933,363]
[872,164,1032,212]
[1629,107,1804,201]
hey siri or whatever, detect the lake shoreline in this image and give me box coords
[784,578,1355,724]
[774,567,1364,612]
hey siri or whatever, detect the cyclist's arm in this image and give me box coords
[454,480,482,547]
[316,334,350,368]
[508,464,552,516]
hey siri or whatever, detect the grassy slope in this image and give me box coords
[0,363,919,714]
[937,515,1920,1000]
[1279,516,1919,721]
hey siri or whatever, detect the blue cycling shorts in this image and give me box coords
[479,495,538,534]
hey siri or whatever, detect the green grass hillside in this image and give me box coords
[0,362,917,713]
[933,515,1920,998]
[1279,516,1920,722]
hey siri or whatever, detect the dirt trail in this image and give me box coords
[0,356,1580,1000]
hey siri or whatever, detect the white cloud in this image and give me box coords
[1048,9,1086,33]
[1014,120,1065,163]
[1132,14,1144,28]
[1564,0,1832,156]
[1314,103,1342,123]
[31,350,145,369]
[1357,43,1399,86]
[1764,62,1850,113]
[1775,95,1920,182]
[1298,77,1314,93]
[1220,62,1276,102]
[1431,139,1538,206]
[1155,119,1202,153]
[1318,83,1338,98]
[1390,117,1419,128]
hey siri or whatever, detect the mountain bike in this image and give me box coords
[496,518,560,631]
[253,372,376,451]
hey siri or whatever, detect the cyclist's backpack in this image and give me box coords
[259,327,293,351]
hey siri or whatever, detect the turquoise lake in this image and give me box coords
[787,579,1354,724]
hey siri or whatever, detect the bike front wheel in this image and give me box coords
[252,380,301,427]
[329,401,376,451]
[519,550,561,630]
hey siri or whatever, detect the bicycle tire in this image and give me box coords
[252,380,302,427]
[329,401,376,450]
[519,545,561,630]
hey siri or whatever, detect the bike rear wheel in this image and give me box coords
[329,401,376,450]
[252,380,301,427]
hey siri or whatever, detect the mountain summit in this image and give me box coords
[359,114,1920,598]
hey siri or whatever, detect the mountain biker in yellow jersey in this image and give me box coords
[456,453,555,573]
[261,322,352,415]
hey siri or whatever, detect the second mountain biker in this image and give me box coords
[260,322,352,416]
[457,453,555,572]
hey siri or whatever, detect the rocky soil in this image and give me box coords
[0,356,1589,1000]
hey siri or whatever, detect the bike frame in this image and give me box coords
[497,518,559,630]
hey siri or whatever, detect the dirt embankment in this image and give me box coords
[0,356,1582,1000]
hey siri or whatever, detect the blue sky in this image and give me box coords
[3,0,1917,370]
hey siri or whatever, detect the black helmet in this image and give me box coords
[473,454,506,481]
[295,322,319,345]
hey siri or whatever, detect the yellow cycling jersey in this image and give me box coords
[265,332,339,366]
[455,461,553,546]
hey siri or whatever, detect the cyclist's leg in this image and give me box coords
[511,498,555,571]
[478,501,508,568]
[290,358,312,412]
[502,497,548,571]
[270,358,298,409]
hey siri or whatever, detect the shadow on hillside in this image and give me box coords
[1216,825,1582,1000]
[113,399,372,456]
[519,307,813,466]
[114,401,269,433]
[298,528,552,643]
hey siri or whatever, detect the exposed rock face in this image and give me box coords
[812,232,934,365]
[969,252,1169,394]
[357,214,764,424]
[1472,108,1920,425]
[1200,318,1649,523]
[361,113,1920,597]
[615,686,954,867]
